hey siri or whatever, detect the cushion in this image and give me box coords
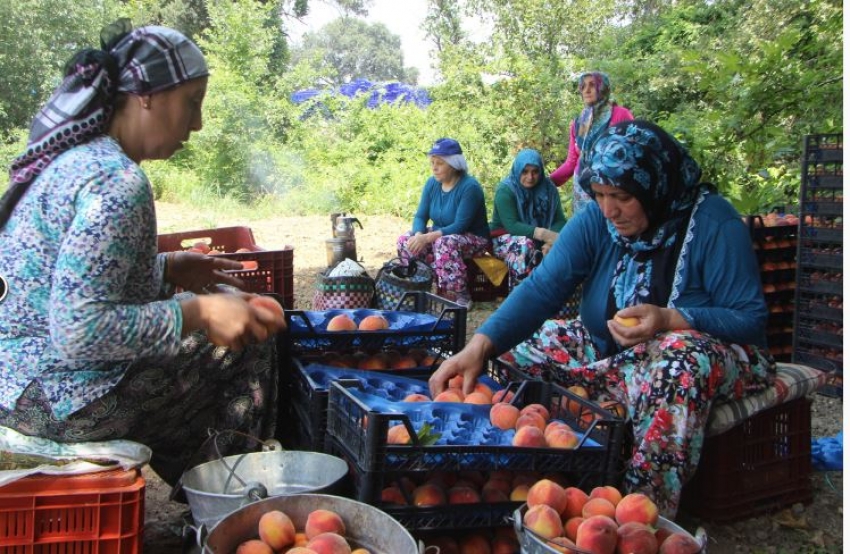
[706,363,827,436]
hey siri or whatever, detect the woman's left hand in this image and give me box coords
[607,304,666,348]
[165,251,246,293]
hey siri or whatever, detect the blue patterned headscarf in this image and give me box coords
[575,71,613,166]
[578,120,711,317]
[502,149,561,228]
[0,19,208,229]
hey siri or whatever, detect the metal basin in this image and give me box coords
[181,450,348,530]
[202,493,421,553]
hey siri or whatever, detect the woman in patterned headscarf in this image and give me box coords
[550,71,634,213]
[0,21,284,486]
[490,148,566,288]
[430,120,776,518]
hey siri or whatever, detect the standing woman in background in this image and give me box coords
[0,20,285,488]
[550,71,634,213]
[397,138,490,308]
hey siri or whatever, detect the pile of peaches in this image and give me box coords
[420,526,519,554]
[324,313,388,332]
[235,507,369,554]
[520,479,702,554]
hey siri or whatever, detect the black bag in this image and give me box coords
[374,258,434,310]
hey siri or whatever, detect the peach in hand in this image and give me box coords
[613,314,639,327]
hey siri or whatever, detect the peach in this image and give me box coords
[457,470,486,488]
[412,483,447,507]
[482,477,512,497]
[544,420,570,440]
[510,484,530,501]
[589,485,623,507]
[527,478,567,515]
[403,393,431,402]
[575,515,618,554]
[458,533,490,554]
[658,532,702,554]
[249,295,285,317]
[257,510,296,550]
[357,354,389,370]
[564,516,584,542]
[305,532,352,554]
[515,411,547,432]
[192,241,211,254]
[615,493,659,527]
[599,400,627,419]
[380,485,407,505]
[421,354,443,367]
[654,526,675,547]
[386,424,412,445]
[546,427,580,449]
[448,485,481,504]
[522,503,564,540]
[512,425,546,447]
[491,389,515,403]
[351,549,372,554]
[448,375,465,389]
[582,497,616,519]
[490,402,520,430]
[304,509,346,539]
[563,487,590,519]
[434,389,464,402]
[425,536,460,554]
[491,535,520,554]
[464,391,492,405]
[613,314,639,327]
[236,540,274,554]
[616,522,658,554]
[473,382,494,400]
[294,532,309,547]
[286,548,318,554]
[326,314,357,331]
[564,385,589,417]
[393,355,418,369]
[481,486,509,503]
[358,314,389,331]
[520,403,550,421]
[547,536,577,553]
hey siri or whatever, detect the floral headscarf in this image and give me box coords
[0,19,208,229]
[578,120,711,317]
[502,149,561,228]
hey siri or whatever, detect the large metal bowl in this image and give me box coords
[513,503,708,554]
[181,450,348,530]
[201,493,421,553]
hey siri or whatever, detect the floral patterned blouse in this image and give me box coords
[0,136,183,420]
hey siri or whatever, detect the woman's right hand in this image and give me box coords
[180,292,286,350]
[429,334,494,396]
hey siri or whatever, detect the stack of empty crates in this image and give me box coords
[793,133,843,396]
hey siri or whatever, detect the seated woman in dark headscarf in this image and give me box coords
[430,120,775,518]
[490,148,566,289]
[0,21,284,487]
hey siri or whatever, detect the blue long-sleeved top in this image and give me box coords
[478,192,768,358]
[411,174,490,239]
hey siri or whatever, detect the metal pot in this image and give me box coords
[181,450,348,530]
[201,493,422,553]
[513,503,708,554]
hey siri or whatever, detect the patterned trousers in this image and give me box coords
[397,230,489,294]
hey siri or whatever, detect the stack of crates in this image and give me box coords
[323,359,626,533]
[281,292,467,451]
[793,133,843,395]
[157,226,295,308]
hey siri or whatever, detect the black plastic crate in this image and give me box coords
[289,358,435,451]
[681,397,813,521]
[325,378,625,480]
[283,292,465,359]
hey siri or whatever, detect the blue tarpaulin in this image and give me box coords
[291,78,431,109]
[811,431,843,471]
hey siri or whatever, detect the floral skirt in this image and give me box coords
[492,234,540,289]
[500,318,775,518]
[397,230,489,294]
[0,332,278,487]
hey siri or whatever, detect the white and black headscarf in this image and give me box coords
[0,19,208,229]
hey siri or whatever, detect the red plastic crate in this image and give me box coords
[157,226,295,308]
[681,396,813,521]
[0,468,145,553]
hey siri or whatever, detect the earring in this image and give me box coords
[142,97,151,109]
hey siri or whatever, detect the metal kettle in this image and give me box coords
[334,216,363,239]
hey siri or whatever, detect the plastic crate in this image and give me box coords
[0,468,145,553]
[681,396,813,521]
[466,256,509,302]
[326,376,625,478]
[157,226,295,308]
[289,357,436,451]
[283,293,466,359]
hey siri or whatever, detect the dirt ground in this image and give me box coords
[145,207,844,553]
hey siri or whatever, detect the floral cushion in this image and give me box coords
[706,363,827,436]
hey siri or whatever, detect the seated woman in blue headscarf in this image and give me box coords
[431,120,775,519]
[490,149,566,289]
